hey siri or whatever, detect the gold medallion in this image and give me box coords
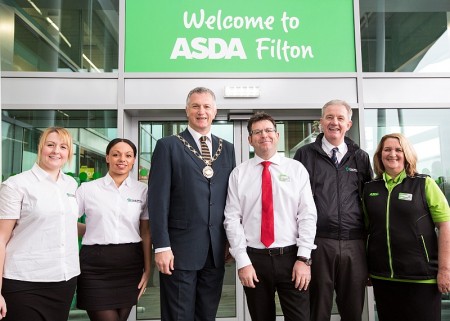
[203,166,214,178]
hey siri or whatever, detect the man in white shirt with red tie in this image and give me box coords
[224,112,317,321]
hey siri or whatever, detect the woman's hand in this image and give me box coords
[137,270,150,300]
[0,294,7,319]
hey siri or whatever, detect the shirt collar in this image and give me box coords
[31,163,66,182]
[322,137,347,156]
[188,125,211,142]
[104,172,132,187]
[383,169,406,184]
[253,153,281,166]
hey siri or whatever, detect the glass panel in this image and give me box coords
[0,0,119,72]
[260,116,361,158]
[364,109,450,200]
[2,110,117,182]
[360,0,450,72]
[137,121,236,320]
[364,108,450,320]
[250,121,318,159]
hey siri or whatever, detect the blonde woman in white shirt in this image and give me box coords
[76,138,151,321]
[0,127,79,321]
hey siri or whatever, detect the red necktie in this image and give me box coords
[261,161,274,247]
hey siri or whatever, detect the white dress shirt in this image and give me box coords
[76,173,148,245]
[224,153,317,269]
[187,125,212,157]
[0,163,80,282]
[322,137,348,163]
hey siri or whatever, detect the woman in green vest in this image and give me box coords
[363,133,450,321]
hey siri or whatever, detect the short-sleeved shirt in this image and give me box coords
[76,173,148,245]
[0,163,80,282]
[383,171,450,223]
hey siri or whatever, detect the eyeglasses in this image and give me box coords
[250,128,277,136]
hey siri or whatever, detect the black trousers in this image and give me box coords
[310,238,367,321]
[244,250,309,321]
[372,278,441,321]
[159,249,225,321]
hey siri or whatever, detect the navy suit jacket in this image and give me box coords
[148,129,236,270]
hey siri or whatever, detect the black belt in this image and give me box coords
[246,245,297,256]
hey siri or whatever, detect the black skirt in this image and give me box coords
[77,242,144,310]
[2,276,77,321]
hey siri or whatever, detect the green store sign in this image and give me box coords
[125,0,355,72]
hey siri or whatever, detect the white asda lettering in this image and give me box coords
[170,38,247,60]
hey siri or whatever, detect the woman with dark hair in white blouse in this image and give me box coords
[76,138,151,321]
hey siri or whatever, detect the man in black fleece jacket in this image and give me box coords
[294,99,373,321]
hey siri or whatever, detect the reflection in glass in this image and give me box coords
[360,0,450,72]
[1,110,117,182]
[0,0,119,72]
[364,108,450,201]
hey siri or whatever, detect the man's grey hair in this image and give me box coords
[186,87,216,106]
[321,99,353,120]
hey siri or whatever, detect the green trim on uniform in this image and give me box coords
[370,274,437,284]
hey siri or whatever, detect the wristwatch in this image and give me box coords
[297,256,312,266]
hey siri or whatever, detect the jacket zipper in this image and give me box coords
[386,188,394,278]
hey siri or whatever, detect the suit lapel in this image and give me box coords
[179,130,207,172]
[210,135,222,180]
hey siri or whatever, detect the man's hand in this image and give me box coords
[292,261,311,290]
[155,250,174,275]
[238,265,259,288]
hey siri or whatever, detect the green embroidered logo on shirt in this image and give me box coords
[345,166,358,172]
[66,193,76,198]
[127,198,142,203]
[398,193,413,201]
[278,174,290,182]
[369,192,379,196]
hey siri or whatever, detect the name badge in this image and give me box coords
[398,193,413,201]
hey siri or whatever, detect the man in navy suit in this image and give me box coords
[148,87,236,321]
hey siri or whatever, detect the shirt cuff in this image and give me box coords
[235,251,252,269]
[155,246,171,253]
[296,247,312,258]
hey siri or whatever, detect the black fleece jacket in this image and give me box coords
[294,133,373,240]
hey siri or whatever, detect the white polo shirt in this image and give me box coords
[76,173,148,245]
[0,163,80,282]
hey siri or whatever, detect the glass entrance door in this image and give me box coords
[131,113,351,321]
